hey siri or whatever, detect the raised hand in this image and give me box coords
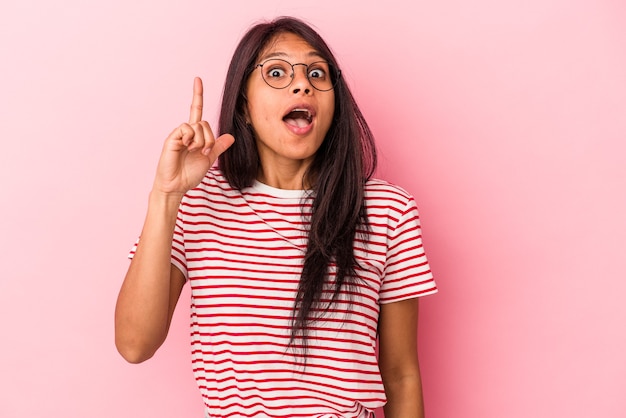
[152,77,235,196]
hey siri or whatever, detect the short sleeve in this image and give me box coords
[170,213,188,280]
[127,208,188,281]
[379,198,437,304]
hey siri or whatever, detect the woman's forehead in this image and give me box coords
[258,32,322,62]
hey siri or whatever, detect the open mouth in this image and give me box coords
[283,108,313,128]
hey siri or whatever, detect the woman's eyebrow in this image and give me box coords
[259,50,324,61]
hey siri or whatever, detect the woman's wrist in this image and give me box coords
[148,188,184,206]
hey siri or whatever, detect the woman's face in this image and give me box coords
[245,32,335,181]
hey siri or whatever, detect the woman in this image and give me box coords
[115,16,437,418]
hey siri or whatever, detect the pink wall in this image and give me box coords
[1,1,625,417]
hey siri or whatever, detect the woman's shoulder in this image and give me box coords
[204,166,228,184]
[364,177,415,206]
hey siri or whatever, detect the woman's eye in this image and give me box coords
[309,68,326,79]
[267,67,287,78]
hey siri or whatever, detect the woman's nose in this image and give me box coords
[290,64,312,94]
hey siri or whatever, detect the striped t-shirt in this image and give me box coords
[134,168,437,417]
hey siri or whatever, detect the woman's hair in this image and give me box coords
[217,16,377,351]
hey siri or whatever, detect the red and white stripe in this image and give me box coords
[131,168,437,417]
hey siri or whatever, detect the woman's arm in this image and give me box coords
[114,78,234,363]
[114,192,186,363]
[378,298,425,418]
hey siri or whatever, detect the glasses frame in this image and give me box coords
[254,58,341,92]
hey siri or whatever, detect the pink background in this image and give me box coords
[1,1,625,417]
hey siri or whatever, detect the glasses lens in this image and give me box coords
[307,61,334,91]
[261,59,292,89]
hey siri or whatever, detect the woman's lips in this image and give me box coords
[284,117,314,135]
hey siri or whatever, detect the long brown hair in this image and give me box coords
[217,17,377,351]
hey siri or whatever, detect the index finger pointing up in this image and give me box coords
[189,77,204,123]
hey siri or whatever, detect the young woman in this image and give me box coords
[115,16,437,418]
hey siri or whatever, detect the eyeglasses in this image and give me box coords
[254,59,341,91]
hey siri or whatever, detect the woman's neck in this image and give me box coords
[256,163,313,190]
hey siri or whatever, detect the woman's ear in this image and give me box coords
[243,104,251,125]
